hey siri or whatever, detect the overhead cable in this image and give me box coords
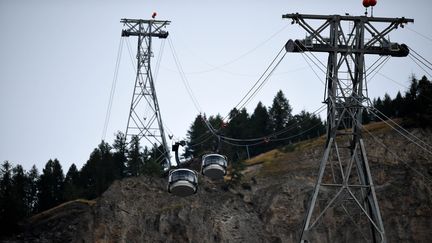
[102,37,124,140]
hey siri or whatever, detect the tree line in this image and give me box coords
[1,75,431,238]
[185,89,325,162]
[0,133,163,237]
[367,75,432,127]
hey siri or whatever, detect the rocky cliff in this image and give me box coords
[9,123,432,243]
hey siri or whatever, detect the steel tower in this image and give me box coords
[121,18,171,166]
[283,13,413,242]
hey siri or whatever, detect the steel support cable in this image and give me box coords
[220,138,266,147]
[366,56,385,74]
[233,51,288,117]
[225,46,286,120]
[409,52,432,71]
[126,38,137,72]
[299,51,326,85]
[294,41,327,70]
[167,37,203,114]
[360,95,432,152]
[174,24,289,75]
[407,26,432,43]
[268,121,324,142]
[361,124,432,185]
[409,55,432,78]
[376,72,432,103]
[365,56,391,84]
[153,40,166,84]
[167,37,221,142]
[220,119,325,147]
[365,56,390,79]
[219,104,326,142]
[408,50,432,73]
[102,37,124,140]
[408,47,432,68]
[366,107,432,156]
[188,132,215,147]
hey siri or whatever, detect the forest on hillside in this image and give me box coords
[0,75,431,238]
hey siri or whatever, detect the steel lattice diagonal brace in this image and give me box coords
[283,13,413,243]
[121,18,172,168]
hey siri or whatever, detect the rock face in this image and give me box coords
[10,126,432,243]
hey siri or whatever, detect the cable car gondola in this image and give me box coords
[167,168,198,197]
[201,154,228,180]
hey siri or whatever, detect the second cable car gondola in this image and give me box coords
[201,154,228,180]
[167,168,198,197]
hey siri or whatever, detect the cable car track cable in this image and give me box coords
[102,37,124,141]
[229,51,288,120]
[407,27,432,44]
[361,122,432,185]
[366,107,432,155]
[227,46,286,119]
[408,47,432,68]
[172,24,289,75]
[219,104,326,143]
[409,55,432,78]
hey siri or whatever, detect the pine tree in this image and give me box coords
[269,90,293,132]
[79,141,114,199]
[249,102,271,156]
[63,164,81,201]
[37,159,64,212]
[26,165,39,214]
[127,136,142,177]
[292,110,325,142]
[0,161,15,236]
[11,165,28,220]
[392,91,404,117]
[269,90,293,146]
[416,76,432,126]
[185,114,215,157]
[224,108,249,161]
[112,131,127,179]
[142,145,163,176]
[373,97,383,121]
[382,93,393,117]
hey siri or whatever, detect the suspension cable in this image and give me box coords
[175,24,289,75]
[362,125,432,185]
[408,47,432,68]
[154,40,166,83]
[407,26,432,44]
[227,46,285,119]
[368,103,432,155]
[234,51,288,115]
[167,37,203,114]
[102,37,124,140]
[409,55,432,78]
[220,104,326,142]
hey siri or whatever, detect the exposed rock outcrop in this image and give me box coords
[9,124,432,242]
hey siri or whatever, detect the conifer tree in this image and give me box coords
[112,131,127,179]
[63,164,81,201]
[0,161,14,236]
[26,165,39,214]
[269,90,293,147]
[127,136,142,177]
[185,114,214,157]
[37,159,64,212]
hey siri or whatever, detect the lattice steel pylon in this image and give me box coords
[283,13,413,242]
[121,18,171,167]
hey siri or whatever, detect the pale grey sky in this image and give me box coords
[1,0,431,172]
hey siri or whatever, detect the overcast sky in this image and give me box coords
[1,0,431,172]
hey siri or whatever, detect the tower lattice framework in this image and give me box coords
[283,13,413,242]
[121,18,171,166]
